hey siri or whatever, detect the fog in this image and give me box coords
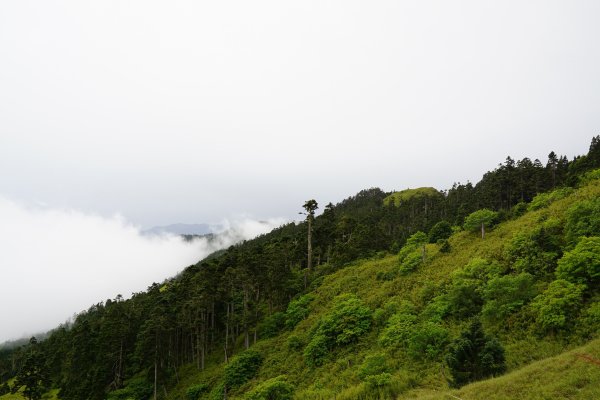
[0,196,285,342]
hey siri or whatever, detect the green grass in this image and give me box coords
[383,187,442,206]
[410,337,600,400]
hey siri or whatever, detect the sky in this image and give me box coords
[1,1,600,341]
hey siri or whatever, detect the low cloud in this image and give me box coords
[0,196,285,343]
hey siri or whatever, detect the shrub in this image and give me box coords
[259,312,286,339]
[304,294,372,366]
[399,250,423,274]
[528,187,573,211]
[428,221,453,243]
[318,294,372,346]
[408,322,449,360]
[565,198,600,244]
[556,236,600,286]
[358,354,390,380]
[224,350,263,389]
[304,334,330,367]
[482,273,536,324]
[379,311,417,349]
[286,334,304,351]
[285,294,314,329]
[530,279,585,333]
[186,383,209,400]
[245,376,295,400]
[106,377,152,400]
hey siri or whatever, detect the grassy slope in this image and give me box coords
[413,337,600,400]
[383,187,442,206]
[165,178,600,399]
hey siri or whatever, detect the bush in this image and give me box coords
[528,187,573,211]
[224,350,263,389]
[408,322,449,360]
[318,294,372,346]
[304,294,372,366]
[556,236,600,286]
[286,334,304,351]
[482,273,536,324]
[245,376,295,400]
[379,313,417,348]
[259,312,286,338]
[399,250,423,274]
[530,279,585,333]
[565,198,600,244]
[285,295,314,329]
[428,221,453,243]
[358,354,390,380]
[186,383,209,400]
[106,377,153,400]
[304,334,330,367]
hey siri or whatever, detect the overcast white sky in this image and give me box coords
[1,1,600,341]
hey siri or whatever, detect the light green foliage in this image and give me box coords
[528,187,574,211]
[186,383,209,400]
[482,273,536,324]
[399,250,423,274]
[408,322,449,360]
[224,350,262,389]
[565,197,600,244]
[378,311,417,349]
[285,294,314,329]
[463,209,498,238]
[505,228,561,275]
[422,295,451,322]
[245,376,294,400]
[577,167,600,185]
[398,232,428,273]
[453,258,502,283]
[556,236,600,286]
[358,354,390,380]
[383,187,442,207]
[530,279,585,332]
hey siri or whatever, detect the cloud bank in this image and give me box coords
[0,196,285,343]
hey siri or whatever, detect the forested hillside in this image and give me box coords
[2,137,600,400]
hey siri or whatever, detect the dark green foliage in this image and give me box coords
[286,334,304,351]
[530,279,585,333]
[285,295,314,329]
[224,350,263,390]
[11,337,48,400]
[259,312,286,338]
[358,354,390,380]
[428,220,453,243]
[186,383,209,400]
[446,281,483,319]
[245,376,294,400]
[303,334,329,367]
[556,236,600,286]
[482,273,536,324]
[0,382,10,396]
[106,377,153,400]
[438,239,451,253]
[445,320,506,387]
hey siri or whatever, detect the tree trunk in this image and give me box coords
[481,223,485,239]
